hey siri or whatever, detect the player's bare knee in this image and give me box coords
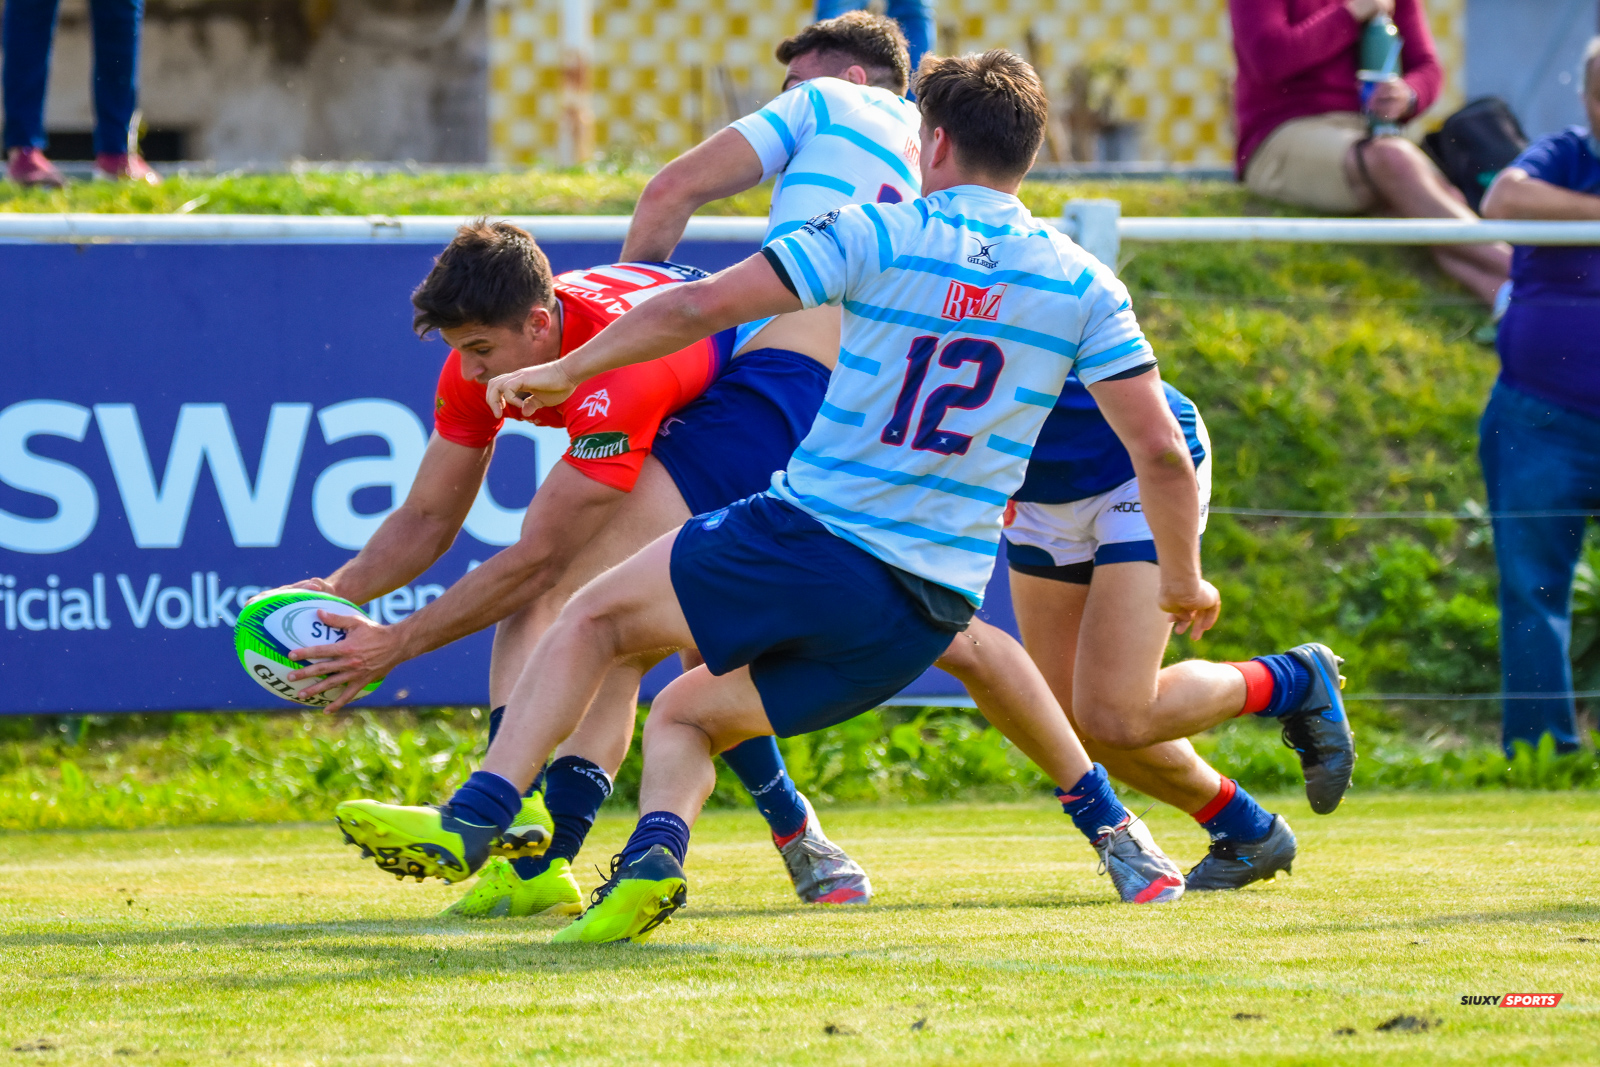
[1075,701,1160,750]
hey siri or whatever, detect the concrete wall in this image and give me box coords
[5,0,488,163]
[1466,0,1597,141]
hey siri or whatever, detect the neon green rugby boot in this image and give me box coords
[334,799,496,884]
[492,791,554,859]
[551,846,687,945]
[442,856,583,918]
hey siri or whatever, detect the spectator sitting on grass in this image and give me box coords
[1474,37,1600,758]
[1230,0,1508,307]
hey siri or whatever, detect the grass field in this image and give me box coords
[4,793,1596,1065]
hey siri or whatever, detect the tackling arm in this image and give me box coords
[485,254,803,416]
[1087,368,1221,640]
[620,127,767,263]
[289,460,628,710]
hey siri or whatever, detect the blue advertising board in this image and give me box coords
[0,238,1011,713]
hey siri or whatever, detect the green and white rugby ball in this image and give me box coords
[234,590,384,707]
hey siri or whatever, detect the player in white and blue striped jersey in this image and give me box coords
[621,12,1194,911]
[332,51,1207,938]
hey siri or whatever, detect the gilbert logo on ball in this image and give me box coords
[234,591,384,707]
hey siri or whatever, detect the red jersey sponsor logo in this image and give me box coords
[904,136,921,168]
[941,281,1007,322]
[578,389,612,417]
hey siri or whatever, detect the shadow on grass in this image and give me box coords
[0,895,1121,983]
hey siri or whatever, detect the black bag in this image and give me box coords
[1423,97,1529,213]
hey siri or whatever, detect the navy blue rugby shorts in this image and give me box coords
[670,493,955,737]
[651,347,829,516]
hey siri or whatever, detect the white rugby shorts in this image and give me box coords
[1005,444,1212,569]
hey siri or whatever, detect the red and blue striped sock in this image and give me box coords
[1228,654,1311,718]
[1192,778,1274,843]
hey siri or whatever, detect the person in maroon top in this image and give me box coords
[1231,0,1509,306]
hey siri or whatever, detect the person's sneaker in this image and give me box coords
[7,147,65,188]
[334,799,497,884]
[1185,815,1298,891]
[441,856,583,918]
[551,846,687,944]
[94,152,162,185]
[1092,812,1185,904]
[1278,643,1356,814]
[491,791,554,859]
[776,794,872,904]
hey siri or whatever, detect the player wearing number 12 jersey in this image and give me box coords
[329,51,1209,939]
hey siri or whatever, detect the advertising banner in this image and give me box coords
[1,238,1012,713]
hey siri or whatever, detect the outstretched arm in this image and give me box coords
[1087,368,1220,640]
[288,460,627,711]
[485,253,803,415]
[621,127,767,263]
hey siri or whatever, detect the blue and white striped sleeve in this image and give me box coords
[764,205,876,309]
[729,85,817,182]
[1072,274,1156,385]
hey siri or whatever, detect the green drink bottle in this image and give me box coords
[1358,14,1404,137]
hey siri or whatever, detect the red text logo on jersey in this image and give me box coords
[941,281,1007,322]
[579,389,612,417]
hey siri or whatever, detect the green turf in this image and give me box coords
[3,794,1595,1065]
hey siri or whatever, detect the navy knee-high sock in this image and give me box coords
[511,756,612,879]
[445,770,522,834]
[617,811,691,868]
[485,705,546,798]
[720,736,808,839]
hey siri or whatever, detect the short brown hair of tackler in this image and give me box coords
[915,50,1049,181]
[410,219,555,337]
[775,11,910,96]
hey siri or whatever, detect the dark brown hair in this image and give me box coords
[775,12,910,95]
[915,50,1048,180]
[410,219,555,336]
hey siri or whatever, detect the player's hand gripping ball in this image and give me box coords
[234,591,384,707]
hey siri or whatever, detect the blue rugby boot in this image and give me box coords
[1278,643,1355,814]
[335,799,498,884]
[1185,814,1298,891]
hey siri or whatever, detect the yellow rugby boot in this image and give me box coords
[442,856,584,918]
[334,799,495,884]
[492,791,554,859]
[551,847,687,945]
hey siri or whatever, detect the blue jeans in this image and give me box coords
[815,0,935,79]
[1479,381,1600,755]
[2,0,144,154]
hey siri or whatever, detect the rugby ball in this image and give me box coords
[234,591,384,707]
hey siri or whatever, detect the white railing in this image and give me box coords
[3,207,1599,259]
[0,213,764,244]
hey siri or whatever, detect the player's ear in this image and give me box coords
[841,64,869,86]
[525,303,553,337]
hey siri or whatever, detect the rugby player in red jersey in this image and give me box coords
[258,221,876,916]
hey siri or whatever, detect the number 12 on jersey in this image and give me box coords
[880,336,1006,456]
